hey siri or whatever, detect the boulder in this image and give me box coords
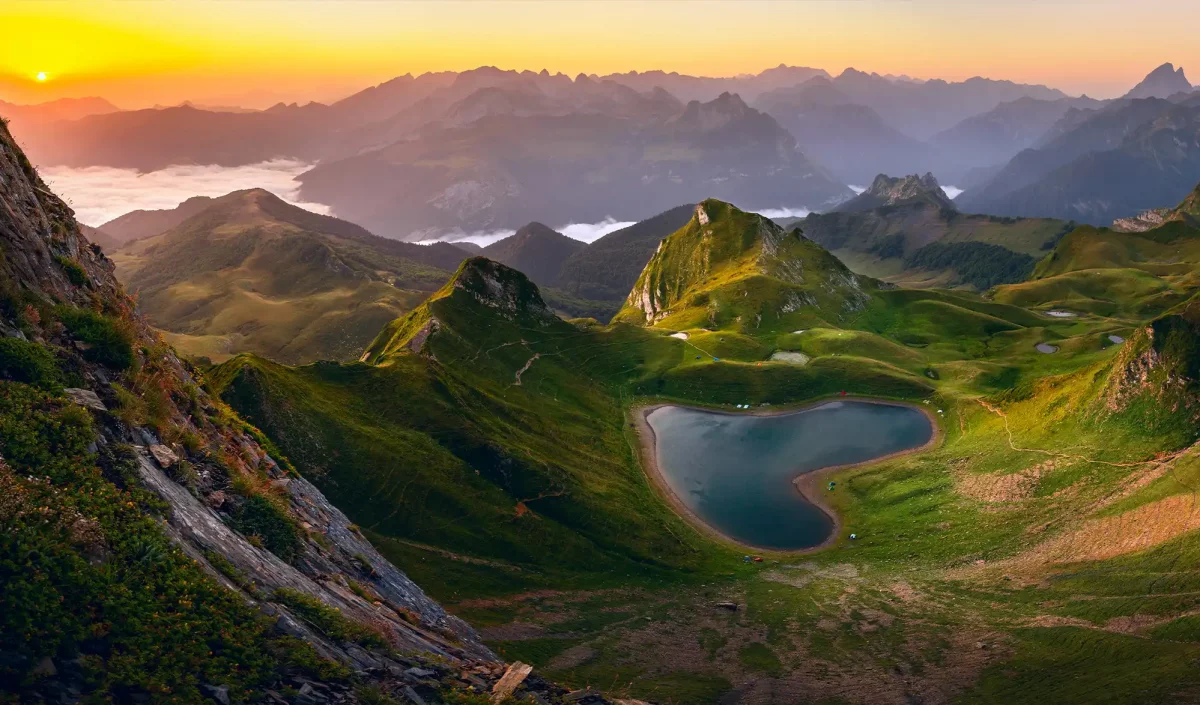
[149,444,179,468]
[63,387,107,412]
[491,661,533,703]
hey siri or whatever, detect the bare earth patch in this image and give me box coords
[956,459,1059,502]
[1003,493,1200,567]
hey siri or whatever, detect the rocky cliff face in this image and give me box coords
[0,118,625,704]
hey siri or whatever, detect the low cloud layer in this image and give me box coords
[418,217,637,248]
[557,218,637,244]
[942,185,964,199]
[750,207,812,219]
[41,160,331,227]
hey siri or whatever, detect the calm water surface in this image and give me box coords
[647,401,933,550]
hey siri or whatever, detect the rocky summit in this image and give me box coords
[835,172,958,213]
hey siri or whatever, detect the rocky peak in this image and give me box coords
[835,172,957,214]
[672,92,754,131]
[452,257,557,320]
[511,221,563,242]
[1125,62,1193,100]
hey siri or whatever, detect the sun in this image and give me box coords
[35,72,47,82]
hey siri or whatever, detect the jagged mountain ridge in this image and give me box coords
[959,97,1200,223]
[297,93,851,239]
[753,77,938,184]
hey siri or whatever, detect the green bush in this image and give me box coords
[229,493,303,561]
[271,588,388,648]
[0,381,283,700]
[0,337,61,391]
[55,306,134,370]
[53,255,88,287]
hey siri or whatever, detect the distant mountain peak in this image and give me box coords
[835,173,957,214]
[1124,63,1193,99]
[672,92,755,130]
[480,222,584,286]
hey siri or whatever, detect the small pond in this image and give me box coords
[645,401,934,550]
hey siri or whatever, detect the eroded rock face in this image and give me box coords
[1112,208,1170,233]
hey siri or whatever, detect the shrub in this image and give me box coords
[55,306,134,370]
[53,255,88,287]
[229,493,303,561]
[0,337,61,392]
[110,383,147,426]
[0,381,283,699]
[271,588,388,649]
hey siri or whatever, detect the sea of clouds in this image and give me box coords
[41,160,331,227]
[40,160,962,247]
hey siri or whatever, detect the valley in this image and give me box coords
[206,198,1200,703]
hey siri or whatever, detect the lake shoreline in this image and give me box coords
[629,397,942,555]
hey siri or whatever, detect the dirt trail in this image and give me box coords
[513,353,540,386]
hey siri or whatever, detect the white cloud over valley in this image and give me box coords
[41,160,331,227]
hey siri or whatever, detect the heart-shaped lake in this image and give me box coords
[643,401,935,550]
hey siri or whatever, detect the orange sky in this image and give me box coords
[3,0,1198,108]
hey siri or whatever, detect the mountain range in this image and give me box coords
[960,94,1200,223]
[296,91,852,238]
[8,63,1145,238]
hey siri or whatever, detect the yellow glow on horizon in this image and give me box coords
[35,72,46,82]
[2,0,1199,107]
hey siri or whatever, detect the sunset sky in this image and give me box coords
[3,0,1199,108]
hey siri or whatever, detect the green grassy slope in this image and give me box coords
[993,220,1200,321]
[215,259,743,593]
